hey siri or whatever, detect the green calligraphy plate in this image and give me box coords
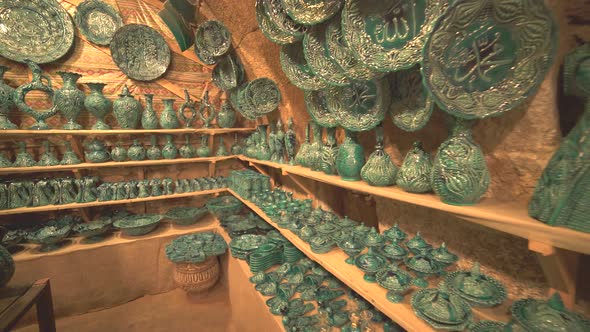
[342,0,448,72]
[74,0,123,46]
[422,0,558,119]
[304,90,338,128]
[280,0,343,25]
[256,0,301,45]
[195,20,232,58]
[280,42,328,91]
[212,52,244,91]
[303,22,350,87]
[389,66,434,132]
[0,0,75,64]
[263,0,307,38]
[325,78,390,132]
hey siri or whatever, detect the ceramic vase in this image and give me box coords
[196,135,211,157]
[13,142,36,167]
[198,90,216,128]
[286,118,297,165]
[361,125,398,186]
[60,142,81,165]
[111,141,128,162]
[216,101,236,128]
[54,72,85,130]
[308,121,324,171]
[173,257,220,293]
[244,136,257,158]
[397,141,432,193]
[178,89,197,128]
[230,134,242,155]
[141,94,158,129]
[0,227,14,288]
[275,119,286,164]
[85,83,112,130]
[215,137,228,156]
[14,60,58,130]
[0,153,11,168]
[321,127,339,175]
[179,135,197,158]
[431,119,490,205]
[256,124,271,160]
[295,122,311,167]
[162,135,178,159]
[38,141,59,166]
[113,85,141,129]
[160,99,180,129]
[0,66,17,129]
[336,130,365,181]
[147,135,161,160]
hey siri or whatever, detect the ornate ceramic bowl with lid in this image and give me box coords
[363,227,385,249]
[429,242,459,267]
[338,236,365,264]
[355,252,387,283]
[444,262,506,307]
[383,224,407,243]
[405,254,444,288]
[411,288,473,331]
[508,293,590,332]
[376,267,413,303]
[380,243,409,263]
[406,232,432,254]
[309,235,335,254]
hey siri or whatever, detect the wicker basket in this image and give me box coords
[173,256,220,293]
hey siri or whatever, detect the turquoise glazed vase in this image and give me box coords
[160,98,180,129]
[113,85,141,129]
[308,121,323,171]
[197,135,211,157]
[85,83,112,130]
[320,127,338,175]
[179,135,197,158]
[432,118,490,205]
[361,125,398,187]
[215,136,228,156]
[146,135,161,160]
[216,101,236,128]
[141,94,158,129]
[111,141,128,162]
[256,124,271,160]
[127,139,146,161]
[336,130,365,181]
[0,227,14,288]
[231,134,243,155]
[0,66,17,129]
[39,141,59,166]
[55,72,85,130]
[162,135,178,159]
[397,141,433,193]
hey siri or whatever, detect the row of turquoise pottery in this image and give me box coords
[227,169,272,199]
[0,141,78,168]
[165,232,227,263]
[242,119,296,164]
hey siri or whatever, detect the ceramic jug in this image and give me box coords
[111,141,128,162]
[178,89,197,128]
[13,60,58,130]
[162,135,178,159]
[38,141,59,166]
[179,135,197,158]
[336,130,365,181]
[55,71,85,130]
[216,101,236,128]
[60,142,81,165]
[397,141,432,193]
[160,98,180,129]
[321,127,339,175]
[146,135,161,160]
[13,142,36,167]
[127,139,146,161]
[0,66,17,129]
[0,227,14,288]
[85,83,112,130]
[141,93,158,129]
[196,135,211,157]
[113,85,141,129]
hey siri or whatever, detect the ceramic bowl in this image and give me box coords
[73,219,112,243]
[2,230,23,247]
[26,225,72,252]
[113,214,162,236]
[206,196,244,219]
[165,206,208,226]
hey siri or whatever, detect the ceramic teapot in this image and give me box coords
[84,139,110,163]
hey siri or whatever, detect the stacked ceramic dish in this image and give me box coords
[248,242,284,273]
[72,217,113,243]
[229,234,267,260]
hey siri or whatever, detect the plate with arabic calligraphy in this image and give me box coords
[195,20,232,58]
[74,0,123,46]
[325,78,390,132]
[389,66,434,131]
[0,0,75,64]
[212,52,244,91]
[304,90,338,128]
[110,24,171,81]
[263,0,307,39]
[303,22,349,87]
[256,0,300,45]
[422,0,558,119]
[342,0,448,72]
[280,0,343,25]
[280,42,328,91]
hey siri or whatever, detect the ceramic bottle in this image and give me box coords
[336,130,364,181]
[256,124,271,160]
[55,72,85,130]
[215,136,228,156]
[179,135,197,158]
[113,85,141,129]
[0,66,16,129]
[111,141,128,162]
[160,98,180,129]
[196,135,211,157]
[321,127,339,175]
[286,117,297,165]
[146,135,161,160]
[216,101,236,128]
[230,134,242,155]
[38,141,59,166]
[361,125,398,186]
[127,139,146,161]
[85,83,112,130]
[13,60,58,130]
[141,93,158,129]
[60,142,81,165]
[162,135,178,159]
[397,141,432,193]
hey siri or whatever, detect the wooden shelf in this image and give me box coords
[238,156,590,256]
[0,188,226,216]
[0,156,237,175]
[0,128,255,137]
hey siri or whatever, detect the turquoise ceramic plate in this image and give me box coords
[342,0,449,72]
[256,0,300,45]
[422,0,558,119]
[195,20,232,58]
[280,0,343,25]
[0,0,75,63]
[263,0,307,39]
[75,0,123,46]
[280,42,328,91]
[389,66,434,132]
[239,78,281,117]
[303,22,350,87]
[212,52,244,91]
[304,90,338,128]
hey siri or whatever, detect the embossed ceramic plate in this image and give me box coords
[195,20,232,58]
[74,0,123,46]
[110,24,171,81]
[263,0,307,38]
[280,41,328,91]
[303,22,349,87]
[212,52,244,91]
[256,0,300,45]
[0,0,75,63]
[280,0,343,25]
[304,90,338,128]
[325,78,390,132]
[389,66,434,131]
[342,0,448,72]
[422,0,558,119]
[241,78,281,116]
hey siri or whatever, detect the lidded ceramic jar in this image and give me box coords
[361,124,397,186]
[411,288,473,330]
[397,141,432,193]
[113,85,142,129]
[336,130,365,181]
[444,262,506,308]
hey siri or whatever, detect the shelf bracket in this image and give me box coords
[282,172,314,201]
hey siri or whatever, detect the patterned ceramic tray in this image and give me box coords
[212,52,244,91]
[256,0,301,45]
[74,0,123,46]
[304,90,338,128]
[195,20,232,58]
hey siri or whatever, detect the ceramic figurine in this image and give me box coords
[146,135,161,160]
[162,135,178,159]
[295,122,311,167]
[198,90,216,128]
[113,85,142,129]
[269,123,278,162]
[197,135,211,157]
[141,93,158,129]
[275,119,286,164]
[138,180,150,198]
[13,142,36,167]
[97,183,113,201]
[13,60,58,130]
[321,127,339,175]
[230,134,242,155]
[111,141,128,162]
[0,152,10,168]
[397,141,433,193]
[361,125,397,186]
[285,117,297,165]
[308,121,323,171]
[55,71,85,130]
[59,178,78,204]
[85,83,112,130]
[84,139,110,163]
[0,227,15,287]
[215,136,228,156]
[177,89,197,128]
[60,142,81,165]
[216,101,236,128]
[127,139,146,161]
[336,130,364,181]
[38,141,59,166]
[159,98,180,129]
[256,124,271,160]
[179,135,197,158]
[0,66,17,129]
[432,118,490,205]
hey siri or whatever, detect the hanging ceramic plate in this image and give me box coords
[325,78,390,132]
[0,0,75,64]
[74,0,123,46]
[325,15,376,81]
[256,0,301,45]
[194,45,219,65]
[342,0,449,72]
[212,52,244,91]
[263,0,307,39]
[280,42,328,91]
[422,0,558,119]
[303,23,350,87]
[242,78,281,116]
[280,0,343,25]
[304,90,338,128]
[110,24,171,81]
[389,66,434,131]
[194,20,232,58]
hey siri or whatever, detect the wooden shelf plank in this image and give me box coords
[237,156,590,256]
[0,128,255,137]
[0,156,237,175]
[0,188,226,216]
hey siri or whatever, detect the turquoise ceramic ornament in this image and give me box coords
[320,127,338,175]
[432,118,490,206]
[0,66,17,129]
[85,83,112,130]
[162,135,178,159]
[38,141,59,166]
[13,61,58,130]
[308,121,323,171]
[159,98,180,129]
[127,139,146,161]
[361,124,397,186]
[146,135,161,160]
[179,135,197,158]
[294,122,311,167]
[141,93,158,129]
[196,135,211,157]
[397,141,432,193]
[55,71,85,130]
[336,130,365,181]
[113,85,141,129]
[198,90,216,128]
[111,141,127,162]
[13,142,36,167]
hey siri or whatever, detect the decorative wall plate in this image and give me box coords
[212,52,244,91]
[263,0,307,38]
[303,23,350,87]
[74,0,123,46]
[342,0,448,72]
[325,16,376,81]
[110,24,171,81]
[389,66,434,131]
[422,0,558,119]
[195,20,232,58]
[194,45,218,65]
[280,42,328,91]
[241,78,281,116]
[280,0,343,25]
[305,90,338,128]
[325,78,390,132]
[0,0,75,64]
[256,0,300,45]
